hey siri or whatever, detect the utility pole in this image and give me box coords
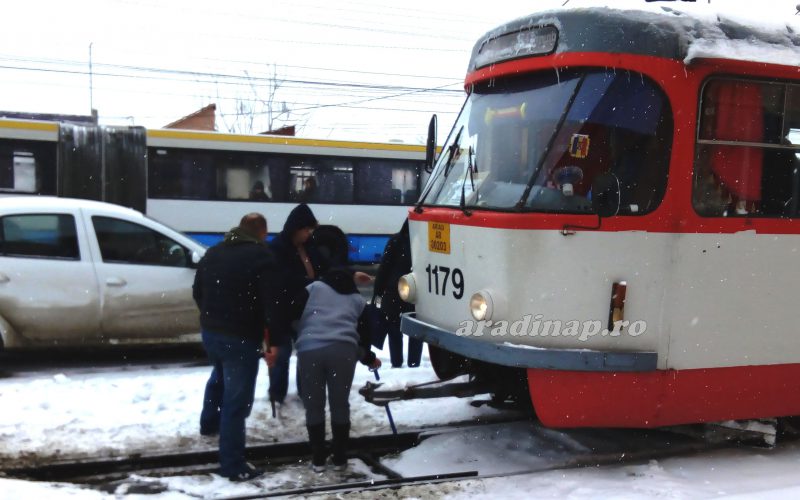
[89,42,94,114]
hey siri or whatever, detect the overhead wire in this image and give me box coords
[2,0,485,138]
[0,54,461,81]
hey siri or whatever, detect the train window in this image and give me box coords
[148,148,216,200]
[694,79,800,218]
[148,147,293,202]
[92,216,190,267]
[0,139,57,195]
[0,214,79,260]
[355,159,419,205]
[424,69,673,215]
[148,146,422,205]
[219,156,290,202]
[288,157,354,204]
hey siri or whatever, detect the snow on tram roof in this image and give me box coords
[469,3,800,72]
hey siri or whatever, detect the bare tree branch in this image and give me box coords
[214,64,309,135]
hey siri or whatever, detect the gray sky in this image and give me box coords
[0,0,796,144]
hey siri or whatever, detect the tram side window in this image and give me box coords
[0,139,57,195]
[217,153,289,202]
[148,147,291,202]
[289,157,354,204]
[148,148,216,200]
[694,79,800,218]
[355,160,419,205]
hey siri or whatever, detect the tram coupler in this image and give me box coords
[359,378,492,407]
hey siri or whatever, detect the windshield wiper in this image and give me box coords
[443,126,464,178]
[414,125,465,214]
[516,74,587,210]
[459,146,476,216]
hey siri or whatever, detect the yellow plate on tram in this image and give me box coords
[428,221,450,254]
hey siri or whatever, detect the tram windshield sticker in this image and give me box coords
[569,134,590,159]
[428,221,450,254]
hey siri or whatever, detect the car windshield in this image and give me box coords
[421,69,673,215]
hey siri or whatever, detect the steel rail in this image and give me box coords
[215,430,770,499]
[3,419,525,483]
[5,418,791,498]
[4,431,423,483]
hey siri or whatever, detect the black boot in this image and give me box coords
[331,422,350,470]
[306,424,327,472]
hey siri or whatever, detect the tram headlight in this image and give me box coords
[398,274,417,304]
[470,290,494,321]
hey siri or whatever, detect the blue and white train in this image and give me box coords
[0,119,427,262]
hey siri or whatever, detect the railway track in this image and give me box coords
[5,417,786,498]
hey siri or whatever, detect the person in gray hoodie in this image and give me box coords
[293,268,382,471]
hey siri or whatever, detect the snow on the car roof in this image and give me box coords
[0,196,143,215]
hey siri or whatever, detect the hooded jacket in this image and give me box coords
[268,204,328,340]
[192,226,286,345]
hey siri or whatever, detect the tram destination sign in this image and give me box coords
[474,25,558,69]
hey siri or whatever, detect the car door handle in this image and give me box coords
[0,272,8,283]
[106,277,127,287]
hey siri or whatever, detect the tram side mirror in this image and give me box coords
[424,114,438,173]
[591,172,621,218]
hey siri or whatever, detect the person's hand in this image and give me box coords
[354,271,374,286]
[264,346,279,369]
[370,358,382,370]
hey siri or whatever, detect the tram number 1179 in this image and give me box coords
[425,264,465,299]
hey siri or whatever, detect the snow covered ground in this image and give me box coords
[4,343,800,499]
[346,441,800,500]
[0,346,506,467]
[0,343,515,498]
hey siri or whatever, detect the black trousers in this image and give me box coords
[297,342,358,426]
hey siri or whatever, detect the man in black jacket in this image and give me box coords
[373,219,422,367]
[193,213,285,482]
[267,203,326,409]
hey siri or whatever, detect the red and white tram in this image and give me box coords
[400,6,800,427]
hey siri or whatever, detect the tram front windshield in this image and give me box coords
[423,69,673,215]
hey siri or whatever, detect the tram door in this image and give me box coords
[58,124,147,213]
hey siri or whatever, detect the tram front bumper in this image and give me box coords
[400,312,657,372]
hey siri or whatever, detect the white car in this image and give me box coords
[0,197,206,349]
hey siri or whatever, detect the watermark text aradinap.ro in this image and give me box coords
[455,314,646,342]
